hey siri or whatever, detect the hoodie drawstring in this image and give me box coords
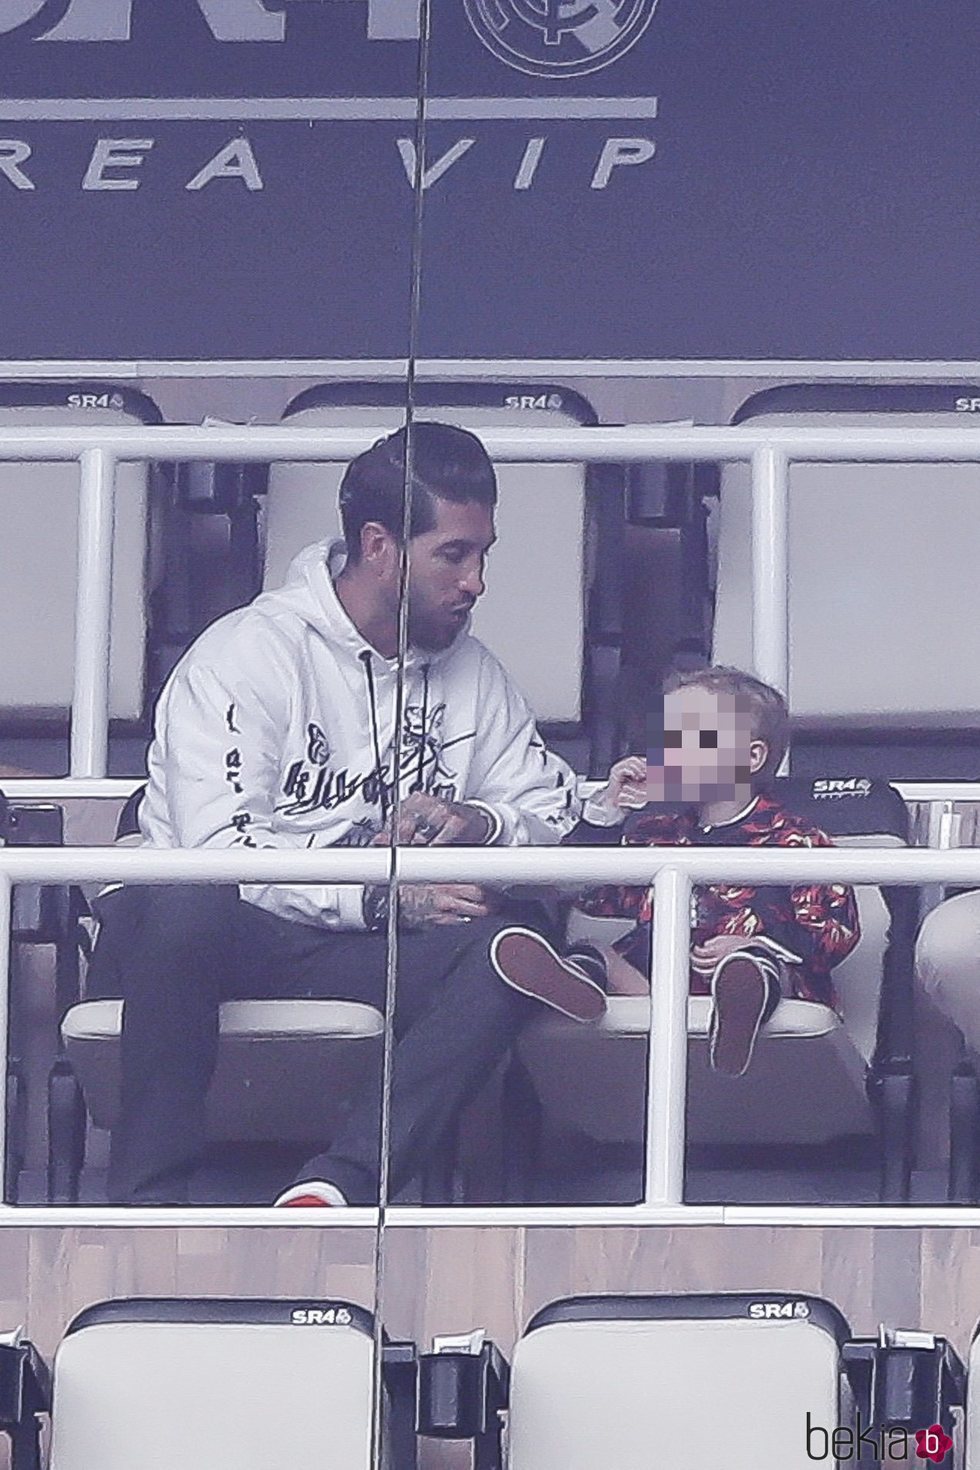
[413,665,430,793]
[359,650,390,824]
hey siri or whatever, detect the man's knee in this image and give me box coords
[916,891,980,1044]
[96,884,237,971]
[459,915,541,1024]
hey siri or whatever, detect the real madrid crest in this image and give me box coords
[463,0,659,79]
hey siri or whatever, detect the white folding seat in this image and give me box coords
[418,1294,959,1470]
[960,1320,980,1468]
[0,384,164,724]
[0,1297,418,1470]
[713,384,980,730]
[515,778,916,1198]
[264,383,605,736]
[505,1296,844,1470]
[61,996,384,1145]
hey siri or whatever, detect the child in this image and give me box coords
[489,667,860,1077]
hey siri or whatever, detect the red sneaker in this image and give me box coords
[274,1182,348,1208]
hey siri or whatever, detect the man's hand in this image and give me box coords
[689,934,757,976]
[398,883,499,928]
[382,792,495,847]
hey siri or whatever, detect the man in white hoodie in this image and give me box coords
[88,421,591,1206]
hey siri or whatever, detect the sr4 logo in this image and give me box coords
[748,1301,811,1320]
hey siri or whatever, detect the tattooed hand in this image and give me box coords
[384,793,496,847]
[398,883,498,928]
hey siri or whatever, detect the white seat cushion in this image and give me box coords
[49,1314,374,1470]
[964,1330,980,1470]
[517,995,871,1147]
[509,1312,840,1470]
[62,999,384,1141]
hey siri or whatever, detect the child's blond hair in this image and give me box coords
[662,665,788,786]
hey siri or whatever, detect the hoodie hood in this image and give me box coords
[267,538,470,671]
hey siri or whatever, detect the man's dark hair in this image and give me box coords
[339,420,497,561]
[662,664,789,785]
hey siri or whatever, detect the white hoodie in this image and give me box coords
[140,541,581,929]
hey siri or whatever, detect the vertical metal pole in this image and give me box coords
[921,801,957,919]
[751,446,790,697]
[70,448,116,778]
[645,865,691,1205]
[0,876,11,1200]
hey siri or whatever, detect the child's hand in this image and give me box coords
[598,756,648,811]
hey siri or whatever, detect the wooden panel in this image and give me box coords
[0,1227,379,1357]
[381,1226,980,1356]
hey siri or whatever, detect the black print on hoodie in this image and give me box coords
[137,540,581,930]
[277,702,459,821]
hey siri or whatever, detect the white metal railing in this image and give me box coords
[5,421,980,1223]
[6,841,980,1226]
[0,420,977,776]
[8,778,980,805]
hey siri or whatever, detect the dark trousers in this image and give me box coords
[87,885,550,1205]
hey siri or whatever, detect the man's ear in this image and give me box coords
[359,521,399,576]
[749,738,768,777]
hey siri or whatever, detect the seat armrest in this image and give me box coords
[0,1337,51,1428]
[874,1331,964,1430]
[847,1330,964,1438]
[416,1333,509,1445]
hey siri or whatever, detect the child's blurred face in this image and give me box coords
[650,685,766,803]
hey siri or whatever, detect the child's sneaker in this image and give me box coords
[708,952,780,1077]
[490,928,608,1023]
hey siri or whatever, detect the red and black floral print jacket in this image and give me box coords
[574,792,860,1007]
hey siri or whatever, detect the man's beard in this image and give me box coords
[406,605,453,652]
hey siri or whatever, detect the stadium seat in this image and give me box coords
[263,382,622,769]
[417,1293,962,1470]
[960,1318,980,1468]
[0,1297,418,1470]
[713,383,980,731]
[53,791,386,1204]
[512,777,918,1201]
[0,384,165,726]
[60,996,385,1139]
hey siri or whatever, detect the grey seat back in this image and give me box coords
[0,385,163,722]
[264,384,597,724]
[47,1299,376,1470]
[713,385,980,729]
[508,1294,845,1470]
